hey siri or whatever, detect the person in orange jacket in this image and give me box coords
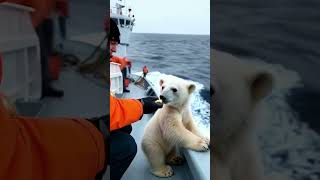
[109,94,162,180]
[3,0,67,97]
[143,65,149,78]
[109,19,131,93]
[108,19,162,180]
[2,0,69,27]
[0,53,109,180]
[0,96,107,180]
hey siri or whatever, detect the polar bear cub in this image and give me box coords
[211,49,274,180]
[142,75,210,177]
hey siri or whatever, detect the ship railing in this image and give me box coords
[0,2,41,102]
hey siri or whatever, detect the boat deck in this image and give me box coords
[15,68,193,180]
[121,83,193,180]
[37,68,107,118]
[14,34,210,179]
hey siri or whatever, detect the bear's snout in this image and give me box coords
[159,95,167,103]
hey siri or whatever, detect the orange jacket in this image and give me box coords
[0,96,105,180]
[110,56,129,71]
[110,94,143,131]
[2,0,68,27]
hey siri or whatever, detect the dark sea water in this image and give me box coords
[212,0,320,133]
[128,33,210,101]
[212,1,320,179]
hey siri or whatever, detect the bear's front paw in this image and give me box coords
[152,165,174,177]
[167,155,185,165]
[201,137,210,146]
[189,139,209,152]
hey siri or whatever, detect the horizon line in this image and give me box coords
[132,32,210,36]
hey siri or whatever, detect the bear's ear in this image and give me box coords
[249,72,273,102]
[188,84,196,94]
[159,79,164,86]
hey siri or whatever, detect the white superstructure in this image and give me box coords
[110,0,135,57]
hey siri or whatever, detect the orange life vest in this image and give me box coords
[143,66,148,74]
[110,56,129,71]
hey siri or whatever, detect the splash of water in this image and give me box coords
[253,61,320,180]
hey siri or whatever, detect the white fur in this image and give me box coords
[212,49,273,180]
[142,76,210,177]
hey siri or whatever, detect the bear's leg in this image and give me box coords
[142,142,174,177]
[185,118,210,145]
[166,147,185,165]
[170,122,209,152]
[184,110,210,144]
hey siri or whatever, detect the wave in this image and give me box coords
[251,60,320,180]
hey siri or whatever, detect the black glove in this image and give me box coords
[87,115,110,139]
[139,96,163,114]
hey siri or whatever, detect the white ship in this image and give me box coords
[110,0,135,57]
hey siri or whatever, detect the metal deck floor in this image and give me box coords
[37,68,107,118]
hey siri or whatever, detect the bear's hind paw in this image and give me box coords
[152,165,174,177]
[167,155,185,165]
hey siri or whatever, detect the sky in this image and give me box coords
[111,0,210,35]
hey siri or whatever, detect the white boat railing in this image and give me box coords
[0,3,42,102]
[110,62,123,94]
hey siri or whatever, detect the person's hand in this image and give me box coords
[139,96,163,114]
[127,60,132,67]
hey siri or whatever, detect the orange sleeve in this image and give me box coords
[0,96,105,180]
[110,94,143,131]
[110,56,118,63]
[110,56,127,70]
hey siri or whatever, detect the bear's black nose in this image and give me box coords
[159,95,166,102]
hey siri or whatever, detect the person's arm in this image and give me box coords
[0,96,105,180]
[111,56,127,70]
[0,97,16,179]
[110,95,163,131]
[110,94,143,131]
[124,57,132,68]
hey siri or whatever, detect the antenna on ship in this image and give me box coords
[128,7,131,17]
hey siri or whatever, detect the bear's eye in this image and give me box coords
[171,88,177,92]
[162,86,165,90]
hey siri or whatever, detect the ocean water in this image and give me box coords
[128,33,211,102]
[248,60,320,180]
[128,33,210,133]
[212,1,320,179]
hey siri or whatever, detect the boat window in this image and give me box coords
[112,18,118,25]
[126,20,131,26]
[119,19,125,27]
